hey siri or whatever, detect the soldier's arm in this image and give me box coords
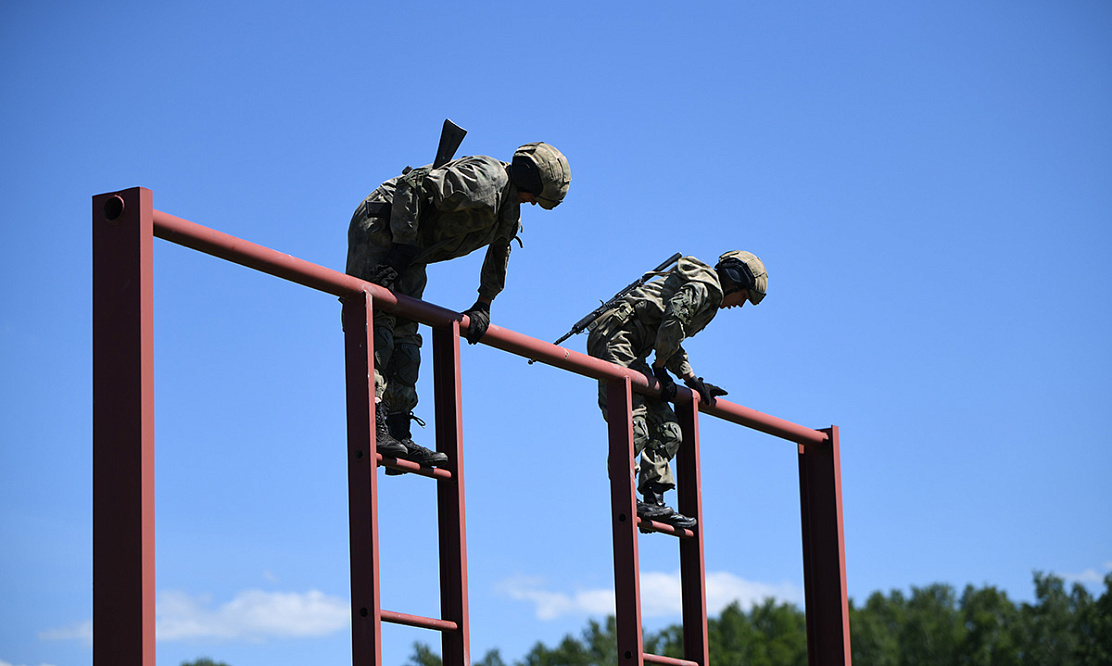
[477,237,511,301]
[653,282,712,364]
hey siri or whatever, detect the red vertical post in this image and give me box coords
[92,187,156,666]
[798,426,851,665]
[607,377,644,665]
[433,322,470,665]
[675,398,709,665]
[343,289,382,666]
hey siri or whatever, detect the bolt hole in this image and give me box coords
[624,651,633,659]
[104,195,124,221]
[618,513,627,522]
[359,608,368,617]
[355,450,364,459]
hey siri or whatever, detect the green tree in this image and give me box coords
[181,659,230,666]
[404,641,442,666]
[850,589,904,666]
[956,584,1022,666]
[708,600,759,665]
[1019,572,1081,664]
[403,572,1112,665]
[405,642,507,666]
[747,598,807,666]
[474,647,510,666]
[1075,572,1112,665]
[519,617,617,666]
[899,583,964,665]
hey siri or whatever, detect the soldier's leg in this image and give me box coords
[348,222,407,457]
[642,401,695,528]
[639,401,683,492]
[381,265,447,471]
[589,326,646,474]
[587,327,675,520]
[380,261,426,413]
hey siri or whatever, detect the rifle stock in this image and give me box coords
[434,119,467,168]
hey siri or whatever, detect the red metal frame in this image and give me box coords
[93,187,851,665]
[92,189,156,666]
[342,289,384,665]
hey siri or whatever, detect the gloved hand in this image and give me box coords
[684,376,727,406]
[652,364,678,401]
[369,243,419,289]
[462,300,490,345]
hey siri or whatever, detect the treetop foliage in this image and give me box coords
[405,571,1112,666]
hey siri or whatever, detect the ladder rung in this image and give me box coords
[381,609,459,632]
[636,517,696,538]
[643,653,699,666]
[375,453,454,479]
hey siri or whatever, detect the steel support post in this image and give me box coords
[798,426,851,665]
[675,399,709,665]
[433,322,470,665]
[607,377,644,665]
[343,290,382,666]
[92,188,156,666]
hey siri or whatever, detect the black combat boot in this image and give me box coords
[386,412,449,475]
[637,486,674,520]
[375,407,407,457]
[649,483,697,529]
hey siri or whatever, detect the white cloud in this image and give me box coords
[156,589,350,641]
[1059,561,1112,587]
[498,576,614,620]
[1,660,58,666]
[499,571,803,620]
[39,589,351,646]
[38,620,92,644]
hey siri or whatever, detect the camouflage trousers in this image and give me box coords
[586,313,683,495]
[346,200,426,414]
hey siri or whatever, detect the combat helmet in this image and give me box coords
[511,142,571,210]
[716,250,768,305]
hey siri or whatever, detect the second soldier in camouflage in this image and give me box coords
[587,251,768,527]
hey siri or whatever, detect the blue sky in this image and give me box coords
[2,1,1110,665]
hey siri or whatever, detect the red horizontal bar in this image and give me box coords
[380,610,458,632]
[644,653,699,666]
[151,209,827,447]
[636,517,696,539]
[374,453,453,480]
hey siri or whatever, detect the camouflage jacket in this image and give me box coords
[611,256,724,378]
[359,155,522,300]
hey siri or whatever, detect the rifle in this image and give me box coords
[528,253,682,364]
[434,119,467,168]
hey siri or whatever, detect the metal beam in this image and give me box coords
[799,426,852,665]
[675,398,709,665]
[343,289,383,666]
[149,209,827,447]
[607,377,644,665]
[92,187,156,666]
[434,322,470,665]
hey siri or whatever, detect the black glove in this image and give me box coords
[684,376,727,406]
[369,243,419,289]
[652,365,678,402]
[462,300,490,345]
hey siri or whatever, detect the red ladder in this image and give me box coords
[342,292,471,665]
[607,377,709,665]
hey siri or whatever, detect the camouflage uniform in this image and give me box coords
[346,155,523,413]
[586,256,724,494]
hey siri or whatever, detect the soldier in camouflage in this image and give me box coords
[587,251,768,528]
[347,142,571,471]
